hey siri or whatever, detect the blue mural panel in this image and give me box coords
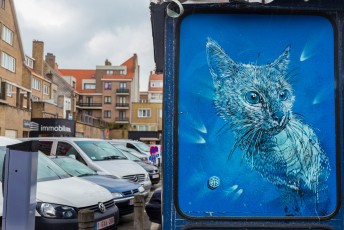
[177,14,337,218]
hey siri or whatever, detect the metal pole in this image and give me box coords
[134,194,145,230]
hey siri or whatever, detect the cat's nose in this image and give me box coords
[272,111,285,125]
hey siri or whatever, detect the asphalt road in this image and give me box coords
[117,181,162,230]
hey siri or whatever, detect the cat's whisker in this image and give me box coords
[243,129,262,166]
[293,113,305,120]
[253,130,263,155]
[216,122,229,135]
[227,128,256,162]
[289,120,309,137]
[285,73,300,82]
[285,67,300,81]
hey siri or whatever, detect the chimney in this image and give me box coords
[32,40,44,76]
[46,71,53,81]
[45,53,56,69]
[105,59,112,66]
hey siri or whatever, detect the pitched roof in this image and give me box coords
[149,73,163,81]
[59,69,96,93]
[119,54,138,79]
[148,73,163,91]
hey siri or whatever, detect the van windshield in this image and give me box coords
[75,141,128,161]
[0,147,70,183]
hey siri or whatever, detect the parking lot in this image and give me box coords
[117,181,161,230]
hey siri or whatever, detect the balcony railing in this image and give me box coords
[115,103,129,108]
[76,102,102,107]
[115,117,129,122]
[116,88,129,94]
[78,114,108,128]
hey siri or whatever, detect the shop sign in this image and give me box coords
[29,118,75,137]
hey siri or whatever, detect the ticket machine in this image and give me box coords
[2,141,38,230]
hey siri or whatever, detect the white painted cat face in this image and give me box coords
[206,38,295,135]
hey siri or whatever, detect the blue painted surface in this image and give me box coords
[178,14,336,217]
[163,7,344,230]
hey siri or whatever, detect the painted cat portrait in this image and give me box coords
[206,38,330,215]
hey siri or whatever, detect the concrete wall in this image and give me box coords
[109,129,128,139]
[75,122,105,138]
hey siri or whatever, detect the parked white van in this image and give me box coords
[20,137,152,192]
[111,139,161,166]
[0,137,119,230]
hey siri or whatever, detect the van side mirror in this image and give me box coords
[68,154,76,159]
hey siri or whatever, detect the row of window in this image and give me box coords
[106,69,125,75]
[5,82,41,101]
[104,82,127,90]
[104,96,127,104]
[0,24,15,72]
[137,109,162,118]
[104,110,127,119]
[150,81,163,88]
[32,78,50,95]
[103,109,157,119]
[83,82,128,90]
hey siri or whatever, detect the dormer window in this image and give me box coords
[83,83,96,90]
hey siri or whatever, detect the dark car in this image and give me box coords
[111,144,161,185]
[145,188,162,224]
[50,156,148,216]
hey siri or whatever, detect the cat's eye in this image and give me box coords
[245,91,261,104]
[279,90,290,101]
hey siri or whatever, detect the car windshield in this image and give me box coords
[75,141,128,161]
[115,144,139,153]
[121,150,142,162]
[135,142,150,152]
[51,157,97,177]
[0,146,70,183]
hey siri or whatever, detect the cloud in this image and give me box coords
[13,0,155,91]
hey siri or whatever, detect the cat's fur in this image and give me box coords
[206,38,330,215]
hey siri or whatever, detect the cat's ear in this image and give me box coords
[206,38,236,82]
[269,46,290,74]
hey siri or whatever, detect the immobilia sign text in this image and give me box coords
[29,118,75,137]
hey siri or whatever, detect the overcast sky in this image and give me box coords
[13,0,156,91]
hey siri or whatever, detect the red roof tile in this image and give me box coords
[148,87,163,92]
[59,69,96,93]
[58,54,138,92]
[149,73,163,81]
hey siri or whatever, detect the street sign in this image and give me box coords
[161,1,344,229]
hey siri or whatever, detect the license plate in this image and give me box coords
[96,216,115,230]
[129,199,134,205]
[152,174,160,178]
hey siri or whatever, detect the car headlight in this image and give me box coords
[145,174,150,181]
[138,185,145,193]
[112,192,123,199]
[36,202,77,219]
